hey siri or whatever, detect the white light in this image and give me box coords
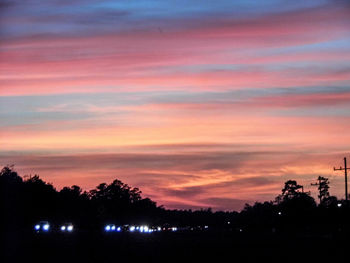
[157,227,161,231]
[144,226,149,232]
[117,227,121,232]
[130,226,135,232]
[338,203,342,207]
[111,225,115,231]
[172,227,177,232]
[105,225,111,231]
[278,212,282,215]
[43,224,49,231]
[61,226,66,231]
[204,226,208,229]
[35,225,40,230]
[67,225,73,232]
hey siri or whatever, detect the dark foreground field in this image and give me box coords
[2,230,349,263]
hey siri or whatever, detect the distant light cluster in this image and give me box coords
[34,221,74,233]
[105,224,160,233]
[34,222,209,234]
[60,223,74,232]
[103,224,179,233]
[34,221,50,232]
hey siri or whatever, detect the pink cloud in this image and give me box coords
[1,3,349,96]
[1,2,350,211]
[1,149,347,211]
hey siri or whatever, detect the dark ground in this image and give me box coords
[2,229,349,263]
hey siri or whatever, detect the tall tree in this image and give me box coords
[311,176,330,204]
[281,180,304,200]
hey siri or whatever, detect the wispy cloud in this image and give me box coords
[1,0,349,210]
[0,149,346,210]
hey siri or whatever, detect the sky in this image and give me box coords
[1,0,350,211]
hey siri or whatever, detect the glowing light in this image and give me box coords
[67,225,73,232]
[34,225,40,230]
[337,203,342,207]
[171,227,177,232]
[278,212,282,215]
[61,226,66,231]
[138,225,151,233]
[43,224,50,231]
[117,227,121,232]
[111,225,115,231]
[157,227,161,231]
[129,226,135,232]
[105,225,111,231]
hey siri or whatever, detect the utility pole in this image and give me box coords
[311,179,321,203]
[334,157,350,201]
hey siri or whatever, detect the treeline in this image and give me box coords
[0,165,227,230]
[1,165,350,235]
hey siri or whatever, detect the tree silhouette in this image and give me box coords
[2,164,350,239]
[0,165,23,228]
[311,176,330,204]
[0,165,22,184]
[281,180,304,199]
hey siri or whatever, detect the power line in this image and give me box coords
[334,157,350,201]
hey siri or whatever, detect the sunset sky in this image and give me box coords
[1,0,350,211]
